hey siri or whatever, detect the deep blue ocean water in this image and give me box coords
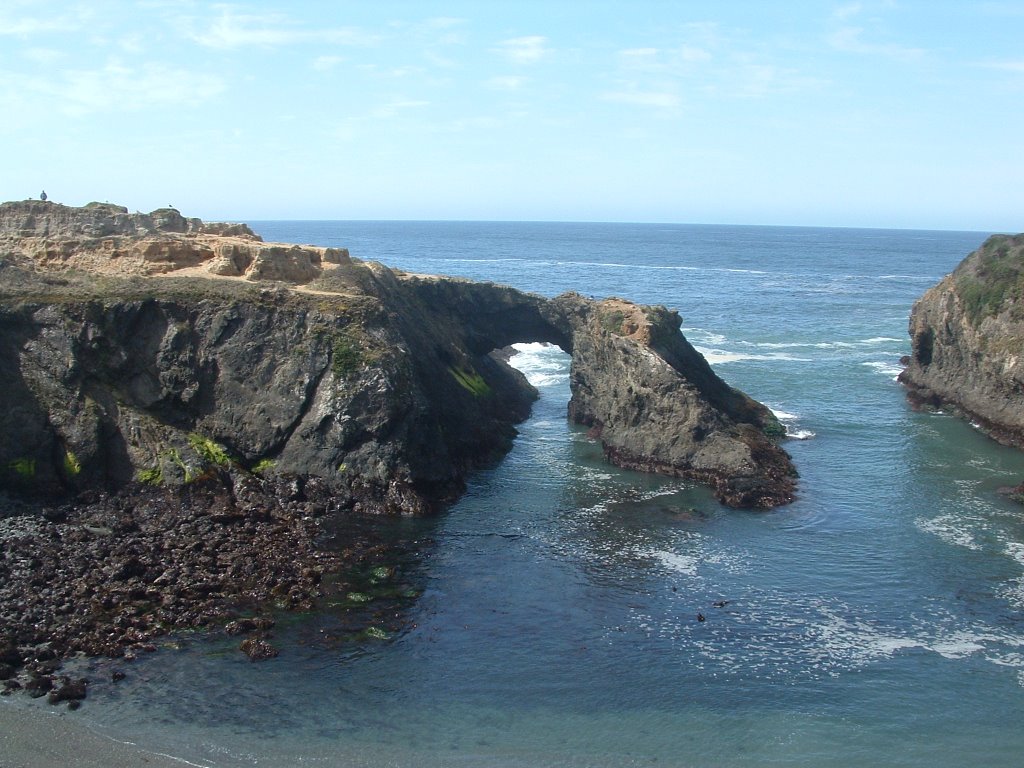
[28,222,1024,766]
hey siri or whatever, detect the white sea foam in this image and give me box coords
[751,337,901,352]
[786,429,816,440]
[754,341,819,349]
[769,406,816,440]
[695,347,812,365]
[862,360,904,380]
[930,636,987,659]
[681,329,727,345]
[443,257,528,264]
[1006,542,1024,567]
[649,591,1024,684]
[652,550,700,577]
[509,342,570,387]
[999,543,1024,610]
[697,349,749,364]
[565,261,768,275]
[915,514,982,551]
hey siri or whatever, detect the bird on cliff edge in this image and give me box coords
[40,190,47,201]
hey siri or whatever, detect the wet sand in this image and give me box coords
[0,702,197,768]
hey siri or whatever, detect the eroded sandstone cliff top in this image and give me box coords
[0,199,349,283]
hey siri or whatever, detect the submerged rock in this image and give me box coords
[239,637,279,661]
[47,676,87,704]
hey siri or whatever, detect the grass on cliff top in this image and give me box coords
[599,308,626,335]
[955,235,1024,324]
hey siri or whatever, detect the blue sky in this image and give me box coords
[2,1,1022,230]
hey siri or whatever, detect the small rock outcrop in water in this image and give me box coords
[0,199,795,511]
[900,233,1024,446]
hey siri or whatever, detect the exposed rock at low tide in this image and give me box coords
[240,636,280,661]
[0,471,409,697]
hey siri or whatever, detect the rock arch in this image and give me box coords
[395,274,796,508]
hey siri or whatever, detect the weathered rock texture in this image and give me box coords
[0,199,347,282]
[0,199,794,510]
[900,233,1024,446]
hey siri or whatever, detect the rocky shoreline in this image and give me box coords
[0,470,418,707]
[0,200,797,705]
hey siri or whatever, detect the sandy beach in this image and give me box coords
[0,702,196,768]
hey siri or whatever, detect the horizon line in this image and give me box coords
[233,216,997,235]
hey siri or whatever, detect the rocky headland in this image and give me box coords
[0,199,795,702]
[900,233,1024,446]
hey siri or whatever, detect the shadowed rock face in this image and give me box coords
[900,233,1024,447]
[0,201,796,511]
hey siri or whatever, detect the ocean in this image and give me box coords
[28,222,1024,766]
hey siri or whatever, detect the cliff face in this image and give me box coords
[0,200,795,511]
[900,233,1024,446]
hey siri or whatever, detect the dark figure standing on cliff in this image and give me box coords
[40,191,47,201]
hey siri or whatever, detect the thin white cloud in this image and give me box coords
[828,25,924,60]
[602,90,680,108]
[23,47,65,64]
[118,34,147,55]
[617,47,662,74]
[495,35,549,64]
[679,45,712,63]
[827,3,925,61]
[17,61,224,116]
[733,64,796,98]
[424,50,458,69]
[977,59,1024,73]
[423,17,465,29]
[0,5,89,36]
[371,98,430,119]
[620,47,659,59]
[190,8,371,49]
[608,25,819,105]
[423,16,466,44]
[485,75,526,90]
[833,2,864,22]
[617,44,710,75]
[980,2,1024,15]
[312,55,344,71]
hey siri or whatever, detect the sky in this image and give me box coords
[1,1,1022,231]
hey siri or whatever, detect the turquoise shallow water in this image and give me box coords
[28,222,1024,766]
